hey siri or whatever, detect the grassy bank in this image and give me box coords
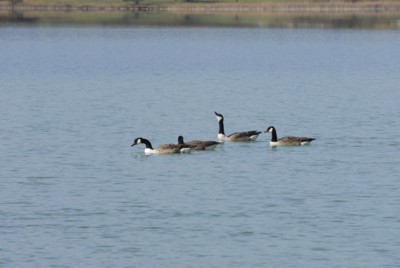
[1,0,400,29]
[6,10,399,28]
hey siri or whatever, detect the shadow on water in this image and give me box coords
[1,9,400,29]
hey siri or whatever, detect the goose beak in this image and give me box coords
[131,143,136,147]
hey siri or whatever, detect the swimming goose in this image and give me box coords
[131,137,191,154]
[265,126,315,146]
[215,112,261,142]
[177,136,220,150]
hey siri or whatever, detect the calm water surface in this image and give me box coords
[1,26,400,267]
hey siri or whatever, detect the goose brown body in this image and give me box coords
[177,136,220,150]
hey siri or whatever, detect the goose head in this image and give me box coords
[214,111,224,122]
[265,126,275,133]
[131,137,143,147]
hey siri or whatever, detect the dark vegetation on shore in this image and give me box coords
[2,0,400,12]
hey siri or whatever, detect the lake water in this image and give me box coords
[1,24,400,267]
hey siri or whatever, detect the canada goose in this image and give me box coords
[177,136,220,150]
[131,137,191,154]
[215,112,261,142]
[265,126,315,146]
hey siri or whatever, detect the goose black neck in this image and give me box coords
[178,136,184,144]
[142,139,153,150]
[270,129,278,142]
[218,119,225,135]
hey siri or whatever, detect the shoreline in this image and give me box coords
[2,1,400,14]
[162,2,400,13]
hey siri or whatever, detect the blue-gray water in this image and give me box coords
[1,26,400,267]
